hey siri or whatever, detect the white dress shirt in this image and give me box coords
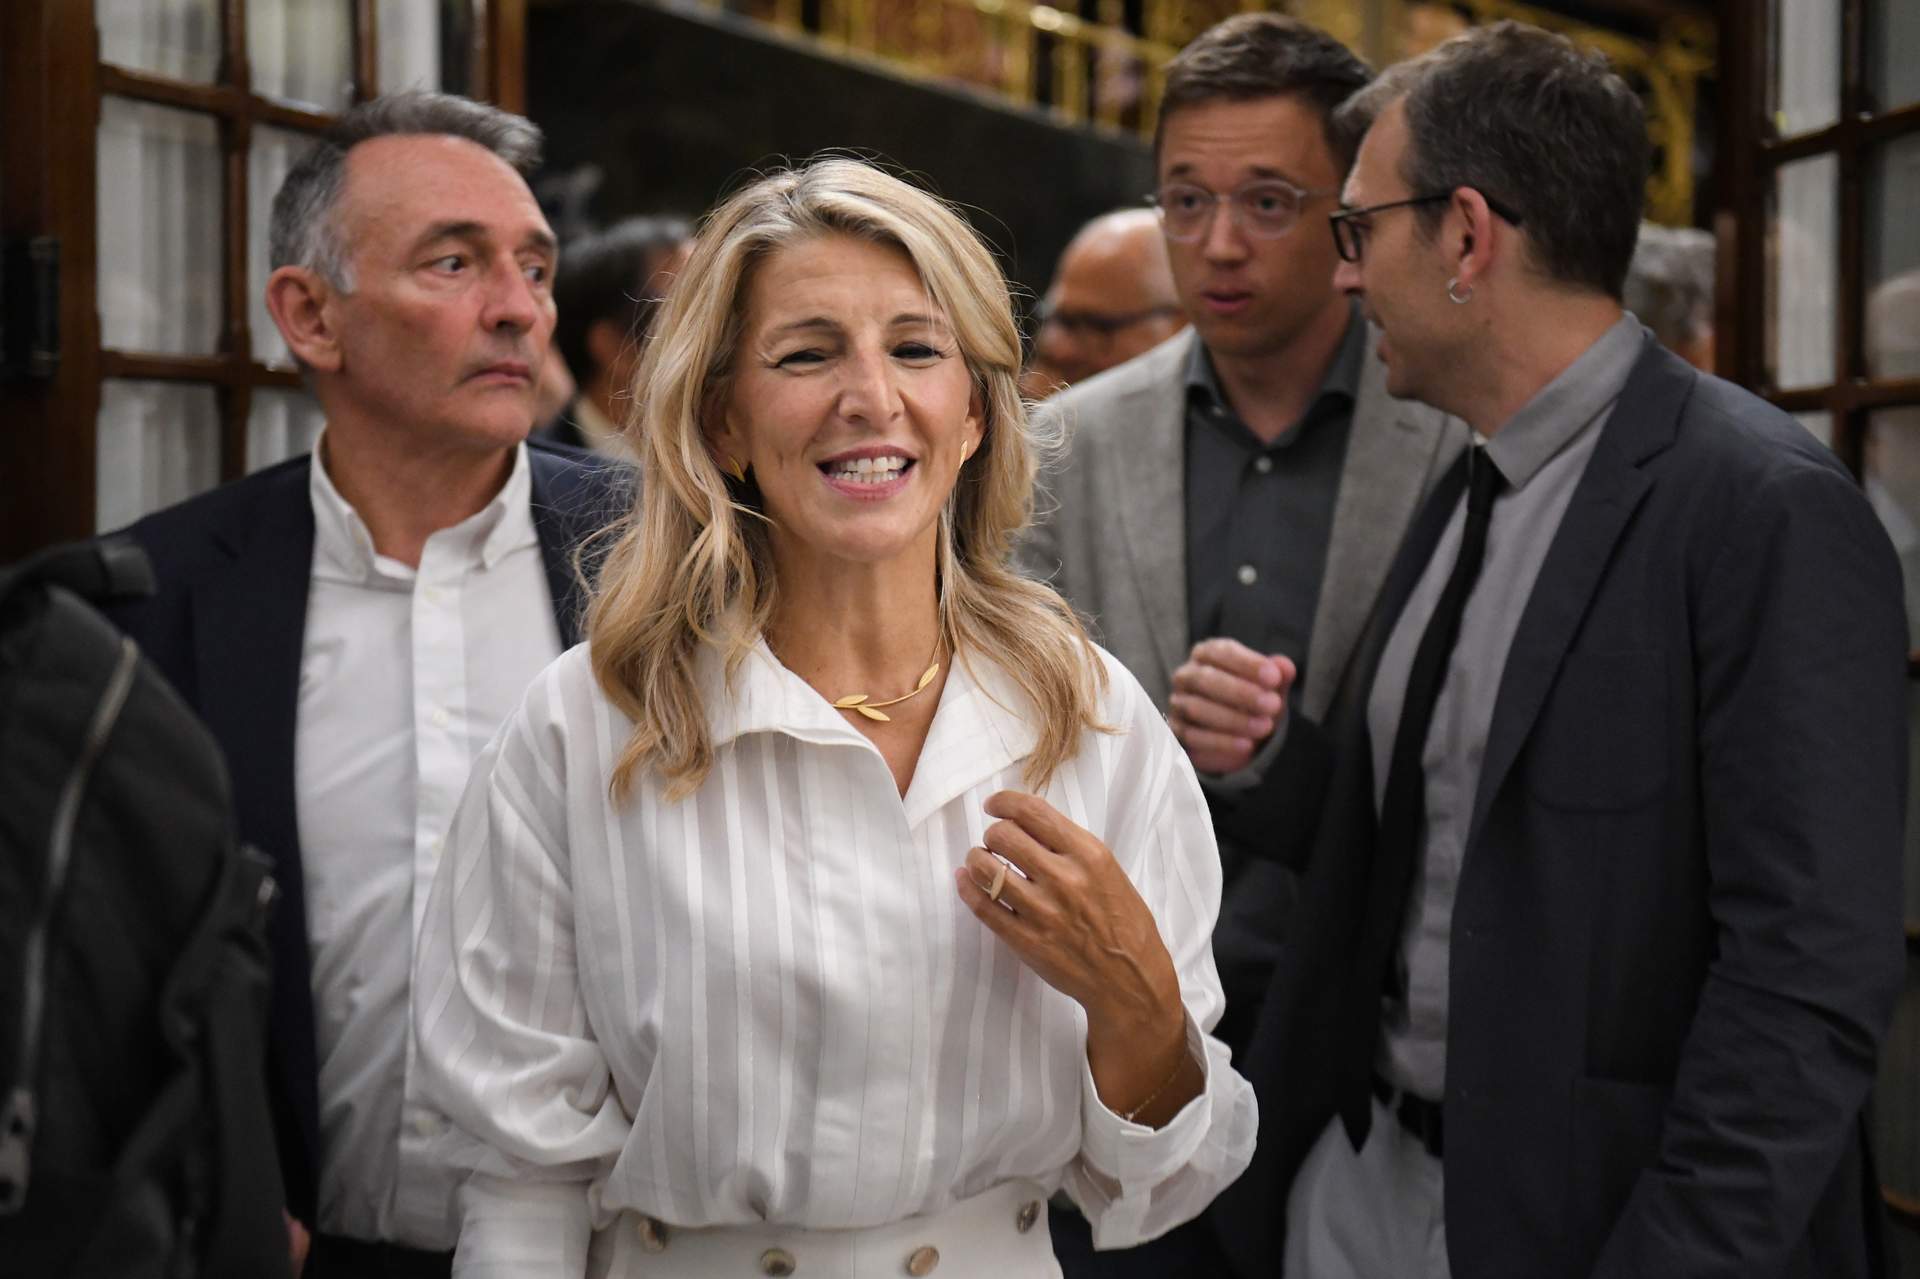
[412,637,1257,1275]
[297,439,562,1247]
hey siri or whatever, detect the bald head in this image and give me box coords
[1024,208,1185,397]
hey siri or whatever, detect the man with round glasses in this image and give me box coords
[1022,12,1464,1278]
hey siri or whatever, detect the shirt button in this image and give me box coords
[905,1245,940,1275]
[431,707,451,729]
[1015,1200,1042,1233]
[409,1112,446,1138]
[1236,564,1258,586]
[1253,455,1274,474]
[760,1248,797,1276]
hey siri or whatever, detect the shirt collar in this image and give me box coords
[1185,303,1366,447]
[701,636,1041,826]
[1482,313,1643,491]
[308,432,539,584]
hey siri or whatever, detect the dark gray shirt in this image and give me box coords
[1369,314,1645,1100]
[1184,307,1365,689]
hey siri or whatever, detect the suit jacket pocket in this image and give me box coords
[1526,651,1668,811]
[1568,1075,1669,1265]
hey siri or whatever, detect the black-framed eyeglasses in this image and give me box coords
[1035,299,1183,344]
[1328,192,1526,263]
[1145,177,1339,243]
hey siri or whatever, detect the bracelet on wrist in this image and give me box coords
[1120,1049,1193,1124]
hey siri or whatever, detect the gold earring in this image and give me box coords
[725,456,748,483]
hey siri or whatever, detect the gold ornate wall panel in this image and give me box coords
[701,0,1713,225]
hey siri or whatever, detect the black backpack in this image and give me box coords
[0,540,290,1278]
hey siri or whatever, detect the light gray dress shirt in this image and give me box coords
[1368,314,1646,1100]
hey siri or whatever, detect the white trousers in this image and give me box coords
[1284,1098,1450,1279]
[588,1181,1062,1279]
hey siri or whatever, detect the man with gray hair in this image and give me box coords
[107,91,625,1276]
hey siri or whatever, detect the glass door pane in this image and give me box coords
[248,0,355,109]
[96,0,224,82]
[96,381,222,530]
[378,0,443,93]
[1867,135,1920,381]
[1868,0,1920,113]
[97,98,224,356]
[1770,0,1841,136]
[1768,153,1839,391]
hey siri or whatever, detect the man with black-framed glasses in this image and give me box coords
[1220,22,1905,1279]
[1020,208,1186,399]
[1021,14,1464,1277]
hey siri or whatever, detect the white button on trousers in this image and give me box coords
[587,1181,1062,1279]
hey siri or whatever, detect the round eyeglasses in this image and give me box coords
[1146,178,1338,243]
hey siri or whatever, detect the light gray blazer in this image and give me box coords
[1022,326,1466,725]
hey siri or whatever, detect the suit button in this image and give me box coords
[760,1247,797,1276]
[1236,564,1258,586]
[905,1245,939,1275]
[637,1216,669,1252]
[1015,1200,1041,1233]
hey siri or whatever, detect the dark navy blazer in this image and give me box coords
[104,439,628,1225]
[1216,337,1907,1278]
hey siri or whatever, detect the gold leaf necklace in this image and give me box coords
[830,646,942,723]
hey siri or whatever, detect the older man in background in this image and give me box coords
[107,92,625,1276]
[1020,208,1184,398]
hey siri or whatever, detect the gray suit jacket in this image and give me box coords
[1022,326,1464,725]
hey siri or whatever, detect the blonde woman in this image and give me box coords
[412,158,1256,1278]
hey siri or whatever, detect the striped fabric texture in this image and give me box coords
[412,638,1257,1275]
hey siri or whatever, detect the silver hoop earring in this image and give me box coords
[1447,277,1473,305]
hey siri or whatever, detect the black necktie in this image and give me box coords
[1360,446,1505,1009]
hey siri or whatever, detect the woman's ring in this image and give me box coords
[986,859,1009,903]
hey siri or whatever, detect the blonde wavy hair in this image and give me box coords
[588,157,1107,802]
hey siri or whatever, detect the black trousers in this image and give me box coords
[1050,1203,1248,1278]
[306,1232,454,1279]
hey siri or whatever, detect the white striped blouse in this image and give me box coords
[410,637,1257,1274]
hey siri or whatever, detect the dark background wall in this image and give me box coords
[526,0,1157,307]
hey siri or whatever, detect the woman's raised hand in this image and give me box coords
[954,791,1197,1125]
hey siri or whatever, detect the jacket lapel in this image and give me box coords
[1469,337,1689,839]
[193,461,313,889]
[1301,337,1464,722]
[1103,330,1199,684]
